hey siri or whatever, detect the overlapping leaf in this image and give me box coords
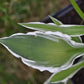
[49,16,63,25]
[45,61,84,84]
[0,31,84,73]
[0,16,84,84]
[18,22,84,36]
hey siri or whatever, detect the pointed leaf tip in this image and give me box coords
[49,16,63,25]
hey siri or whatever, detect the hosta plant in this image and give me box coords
[0,16,84,84]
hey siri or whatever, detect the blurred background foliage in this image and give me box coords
[0,0,69,84]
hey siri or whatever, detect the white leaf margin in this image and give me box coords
[44,61,84,84]
[0,31,84,73]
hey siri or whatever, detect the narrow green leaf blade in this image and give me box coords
[45,61,84,84]
[71,36,82,43]
[19,22,84,36]
[49,16,63,25]
[0,32,84,73]
[70,0,84,20]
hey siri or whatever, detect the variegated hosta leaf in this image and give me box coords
[18,22,84,36]
[45,61,84,84]
[0,31,84,73]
